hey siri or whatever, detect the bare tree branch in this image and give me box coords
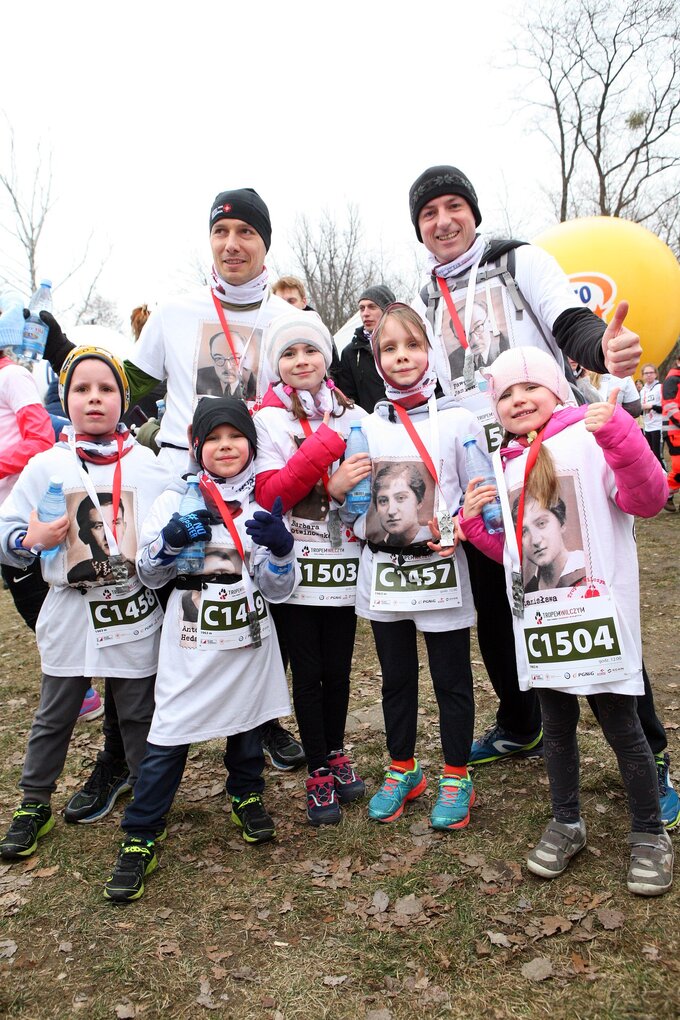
[515,0,680,254]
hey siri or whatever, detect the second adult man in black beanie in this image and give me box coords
[334,284,396,412]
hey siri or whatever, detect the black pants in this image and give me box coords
[270,603,355,773]
[463,542,541,737]
[123,725,266,841]
[538,688,663,834]
[371,620,474,767]
[643,429,665,468]
[463,542,667,754]
[1,560,49,632]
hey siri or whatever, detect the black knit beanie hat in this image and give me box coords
[209,188,272,252]
[191,396,257,469]
[358,285,396,310]
[409,165,482,241]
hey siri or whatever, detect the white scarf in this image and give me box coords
[200,461,255,507]
[426,234,486,281]
[210,265,269,306]
[60,423,136,461]
[272,380,337,420]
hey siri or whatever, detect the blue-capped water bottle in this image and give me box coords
[463,435,504,534]
[156,398,166,421]
[21,280,53,363]
[344,423,372,514]
[37,476,67,560]
[174,476,207,574]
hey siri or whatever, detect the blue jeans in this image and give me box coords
[122,726,265,840]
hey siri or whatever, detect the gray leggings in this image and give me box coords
[537,688,663,834]
[20,673,155,804]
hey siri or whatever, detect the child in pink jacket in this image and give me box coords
[459,344,672,898]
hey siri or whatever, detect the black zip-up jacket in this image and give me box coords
[333,327,386,412]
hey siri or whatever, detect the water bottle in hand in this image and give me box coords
[175,477,207,574]
[463,435,504,534]
[37,476,67,560]
[22,280,53,363]
[345,424,372,514]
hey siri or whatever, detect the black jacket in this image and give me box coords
[333,327,385,412]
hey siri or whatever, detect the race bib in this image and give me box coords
[450,382,503,454]
[198,580,271,650]
[521,591,627,688]
[86,579,163,647]
[369,552,461,612]
[290,540,359,606]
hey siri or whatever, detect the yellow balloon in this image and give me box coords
[534,216,680,370]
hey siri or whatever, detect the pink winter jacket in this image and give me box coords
[254,385,347,513]
[460,404,668,561]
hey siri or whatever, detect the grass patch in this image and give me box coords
[0,514,678,1018]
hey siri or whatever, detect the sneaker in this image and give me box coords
[231,793,276,843]
[306,769,341,826]
[103,837,158,902]
[77,687,104,723]
[468,724,543,766]
[663,495,677,513]
[368,761,427,823]
[64,756,132,824]
[0,802,55,860]
[327,750,365,804]
[627,831,674,896]
[656,753,680,830]
[526,818,587,878]
[430,774,476,830]
[262,723,306,771]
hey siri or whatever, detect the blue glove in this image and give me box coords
[162,510,212,549]
[245,496,294,558]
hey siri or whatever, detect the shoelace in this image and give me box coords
[235,794,262,812]
[438,780,465,803]
[308,777,335,805]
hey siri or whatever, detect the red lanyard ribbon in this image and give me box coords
[299,417,331,494]
[198,474,246,563]
[513,430,545,565]
[211,291,240,362]
[436,276,468,350]
[392,403,440,488]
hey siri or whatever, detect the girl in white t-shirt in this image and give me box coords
[459,344,672,896]
[254,312,369,826]
[347,304,482,832]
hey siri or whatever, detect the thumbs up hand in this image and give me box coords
[585,388,620,433]
[601,301,641,377]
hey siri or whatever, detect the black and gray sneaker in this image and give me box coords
[64,755,131,824]
[231,793,276,843]
[0,802,55,860]
[262,723,306,771]
[104,837,158,903]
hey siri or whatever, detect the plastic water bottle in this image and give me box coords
[156,398,166,421]
[37,476,67,560]
[344,424,372,514]
[463,435,504,534]
[21,280,53,363]
[174,476,206,574]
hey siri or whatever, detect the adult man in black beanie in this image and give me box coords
[334,284,395,412]
[38,185,306,774]
[406,165,677,830]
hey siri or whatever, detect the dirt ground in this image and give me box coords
[0,510,678,1019]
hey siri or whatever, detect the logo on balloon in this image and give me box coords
[568,272,617,320]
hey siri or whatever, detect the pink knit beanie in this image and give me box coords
[481,347,574,418]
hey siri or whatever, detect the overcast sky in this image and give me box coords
[0,1,552,332]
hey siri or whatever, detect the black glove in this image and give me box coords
[245,496,294,558]
[25,310,74,371]
[162,510,212,550]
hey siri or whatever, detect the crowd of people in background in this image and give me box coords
[0,165,677,907]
